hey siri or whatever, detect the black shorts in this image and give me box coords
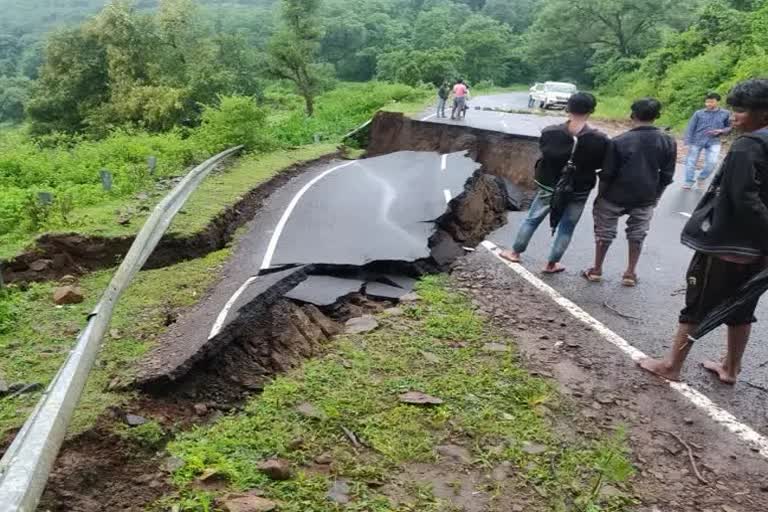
[679,252,763,326]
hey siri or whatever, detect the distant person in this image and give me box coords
[640,79,768,384]
[583,98,676,286]
[683,92,732,189]
[451,79,468,120]
[500,93,609,273]
[436,81,449,118]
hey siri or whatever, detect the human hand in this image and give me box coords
[705,129,721,136]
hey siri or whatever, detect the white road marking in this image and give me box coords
[208,160,357,339]
[481,239,768,458]
[678,212,692,218]
[441,154,447,172]
[421,113,436,121]
[209,276,258,338]
[443,189,452,203]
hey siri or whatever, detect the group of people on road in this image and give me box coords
[498,79,768,385]
[436,79,470,120]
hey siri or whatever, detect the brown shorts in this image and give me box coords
[679,252,764,325]
[593,197,655,243]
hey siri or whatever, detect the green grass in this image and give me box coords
[162,276,636,512]
[593,95,632,122]
[0,144,337,260]
[0,249,230,437]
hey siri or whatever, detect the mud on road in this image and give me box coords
[452,250,768,511]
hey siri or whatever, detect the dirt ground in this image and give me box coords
[450,249,768,512]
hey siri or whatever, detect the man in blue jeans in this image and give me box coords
[500,93,609,273]
[683,92,732,189]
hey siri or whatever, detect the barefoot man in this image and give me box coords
[640,79,768,384]
[500,93,609,273]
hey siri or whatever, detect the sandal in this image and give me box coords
[581,268,602,282]
[542,263,566,274]
[621,273,638,287]
[499,250,521,263]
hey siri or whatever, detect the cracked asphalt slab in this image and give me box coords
[135,151,478,384]
[271,151,478,267]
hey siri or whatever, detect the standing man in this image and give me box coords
[583,98,677,286]
[451,79,468,120]
[436,81,449,118]
[683,92,732,189]
[640,79,768,384]
[500,93,609,273]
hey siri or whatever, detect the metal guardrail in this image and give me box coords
[0,145,243,512]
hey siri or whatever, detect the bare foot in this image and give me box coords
[542,262,565,274]
[702,360,738,384]
[638,358,682,382]
[499,250,521,263]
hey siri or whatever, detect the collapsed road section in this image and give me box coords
[132,113,541,397]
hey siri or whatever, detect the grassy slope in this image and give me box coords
[0,249,230,437]
[0,144,338,260]
[161,277,635,512]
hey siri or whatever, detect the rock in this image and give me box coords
[163,456,185,473]
[222,495,277,512]
[314,452,334,465]
[326,479,351,504]
[600,485,624,498]
[0,376,8,395]
[295,402,324,420]
[384,307,404,316]
[196,468,229,490]
[345,315,379,334]
[399,292,420,303]
[53,285,85,305]
[511,505,524,512]
[482,343,510,353]
[194,403,209,416]
[60,274,77,285]
[117,212,132,225]
[684,417,694,425]
[420,351,441,363]
[521,442,547,455]
[398,391,444,406]
[491,462,512,481]
[29,259,52,272]
[258,459,292,481]
[135,192,150,201]
[109,329,121,339]
[722,507,739,512]
[125,414,148,427]
[436,444,472,464]
[5,382,42,398]
[595,393,615,405]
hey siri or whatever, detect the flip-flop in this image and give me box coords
[499,250,521,263]
[581,268,602,282]
[621,274,638,287]
[542,264,566,274]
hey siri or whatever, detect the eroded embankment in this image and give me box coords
[1,152,342,284]
[366,111,540,191]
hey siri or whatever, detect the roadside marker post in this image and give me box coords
[100,169,113,191]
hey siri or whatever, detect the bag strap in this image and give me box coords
[566,136,579,167]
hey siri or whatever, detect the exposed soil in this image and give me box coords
[367,111,540,190]
[1,151,342,285]
[452,250,768,511]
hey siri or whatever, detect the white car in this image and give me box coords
[529,81,578,110]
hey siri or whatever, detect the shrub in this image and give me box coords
[192,95,272,153]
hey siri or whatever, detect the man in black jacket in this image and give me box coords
[500,93,609,273]
[583,98,677,286]
[640,79,768,384]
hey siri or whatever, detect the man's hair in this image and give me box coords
[705,92,721,101]
[567,92,597,115]
[631,98,662,122]
[727,79,768,111]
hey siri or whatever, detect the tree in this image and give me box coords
[455,14,511,83]
[0,76,31,123]
[482,0,540,33]
[526,0,701,84]
[268,0,323,116]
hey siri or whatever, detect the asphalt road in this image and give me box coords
[458,93,768,434]
[422,91,566,137]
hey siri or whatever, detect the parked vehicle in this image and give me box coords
[529,81,578,109]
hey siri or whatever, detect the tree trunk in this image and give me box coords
[303,90,314,117]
